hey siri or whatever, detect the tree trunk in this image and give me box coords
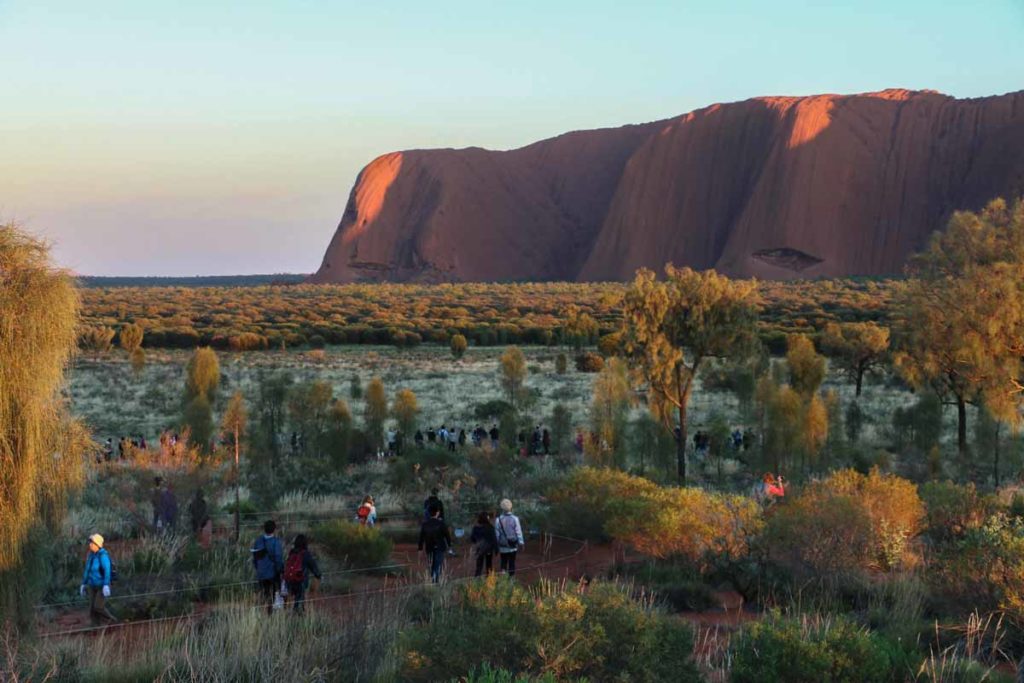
[855,367,864,397]
[995,421,1002,488]
[677,401,687,484]
[234,424,241,542]
[957,396,968,464]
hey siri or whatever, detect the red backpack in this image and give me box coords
[283,550,305,583]
[356,504,371,525]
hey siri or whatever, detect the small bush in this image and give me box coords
[400,578,700,682]
[919,481,994,542]
[731,614,896,683]
[315,520,393,570]
[574,352,604,373]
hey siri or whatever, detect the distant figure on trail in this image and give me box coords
[80,533,117,626]
[356,495,377,526]
[415,429,424,448]
[160,483,179,531]
[151,477,164,529]
[470,511,498,577]
[188,488,209,535]
[754,473,785,504]
[283,534,322,615]
[251,520,284,615]
[489,425,499,450]
[418,504,452,584]
[423,488,444,521]
[386,429,396,456]
[542,428,551,455]
[574,430,584,455]
[427,427,436,444]
[447,428,458,452]
[496,499,524,577]
[458,428,467,447]
[731,429,743,451]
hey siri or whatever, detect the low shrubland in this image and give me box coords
[399,577,701,682]
[314,519,394,570]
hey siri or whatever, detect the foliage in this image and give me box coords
[786,333,826,397]
[400,578,700,682]
[766,469,925,574]
[573,351,604,373]
[0,224,87,627]
[731,614,898,683]
[499,346,527,409]
[821,321,889,396]
[78,325,115,352]
[562,304,599,350]
[548,468,762,567]
[450,333,468,360]
[555,353,567,375]
[586,358,633,468]
[392,388,419,437]
[314,520,394,570]
[364,377,388,450]
[894,198,1024,457]
[622,265,760,482]
[184,347,220,402]
[118,322,144,353]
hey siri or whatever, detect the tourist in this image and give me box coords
[160,482,179,531]
[80,533,116,625]
[251,520,284,615]
[470,511,498,576]
[188,488,208,534]
[150,477,163,529]
[418,504,452,583]
[542,428,551,455]
[489,424,500,450]
[414,429,424,448]
[423,488,444,520]
[495,499,524,576]
[356,495,377,526]
[283,534,322,614]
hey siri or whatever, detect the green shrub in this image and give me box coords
[731,614,896,683]
[919,481,994,542]
[613,560,719,612]
[457,666,568,683]
[401,578,700,682]
[315,520,393,570]
[474,399,513,421]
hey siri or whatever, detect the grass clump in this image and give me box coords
[315,519,393,570]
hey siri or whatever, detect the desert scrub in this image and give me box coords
[314,519,394,570]
[730,613,898,683]
[611,559,720,612]
[765,468,924,575]
[400,577,701,682]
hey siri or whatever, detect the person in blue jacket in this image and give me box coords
[251,519,284,614]
[80,533,116,625]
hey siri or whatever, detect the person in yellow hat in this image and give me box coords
[80,533,116,625]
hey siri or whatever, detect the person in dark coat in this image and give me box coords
[469,512,498,576]
[418,505,452,583]
[251,520,284,614]
[188,489,208,534]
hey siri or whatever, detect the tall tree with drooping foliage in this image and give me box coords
[183,347,220,452]
[821,321,889,396]
[499,346,527,410]
[392,388,419,439]
[622,265,760,482]
[221,391,247,540]
[0,224,89,629]
[364,377,388,451]
[894,198,1024,461]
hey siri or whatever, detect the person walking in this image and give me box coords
[80,534,117,626]
[495,499,524,577]
[423,488,444,520]
[418,505,452,583]
[489,424,499,450]
[356,495,377,526]
[150,477,164,529]
[251,520,284,614]
[188,488,208,534]
[470,512,498,577]
[283,534,322,615]
[160,482,179,531]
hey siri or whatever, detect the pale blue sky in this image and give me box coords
[1,0,1022,275]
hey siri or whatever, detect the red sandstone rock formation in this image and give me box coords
[311,89,1024,283]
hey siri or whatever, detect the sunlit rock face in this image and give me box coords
[311,89,1024,283]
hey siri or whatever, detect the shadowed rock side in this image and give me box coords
[312,89,1024,283]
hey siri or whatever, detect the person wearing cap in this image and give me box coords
[80,534,116,625]
[495,499,524,576]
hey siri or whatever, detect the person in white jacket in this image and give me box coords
[495,499,524,576]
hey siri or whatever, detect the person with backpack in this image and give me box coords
[470,512,498,576]
[423,488,444,520]
[80,533,117,625]
[418,504,452,583]
[251,520,284,615]
[495,499,524,576]
[356,495,377,526]
[283,534,322,614]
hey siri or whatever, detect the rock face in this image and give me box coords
[312,89,1024,283]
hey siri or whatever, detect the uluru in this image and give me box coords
[311,89,1024,283]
